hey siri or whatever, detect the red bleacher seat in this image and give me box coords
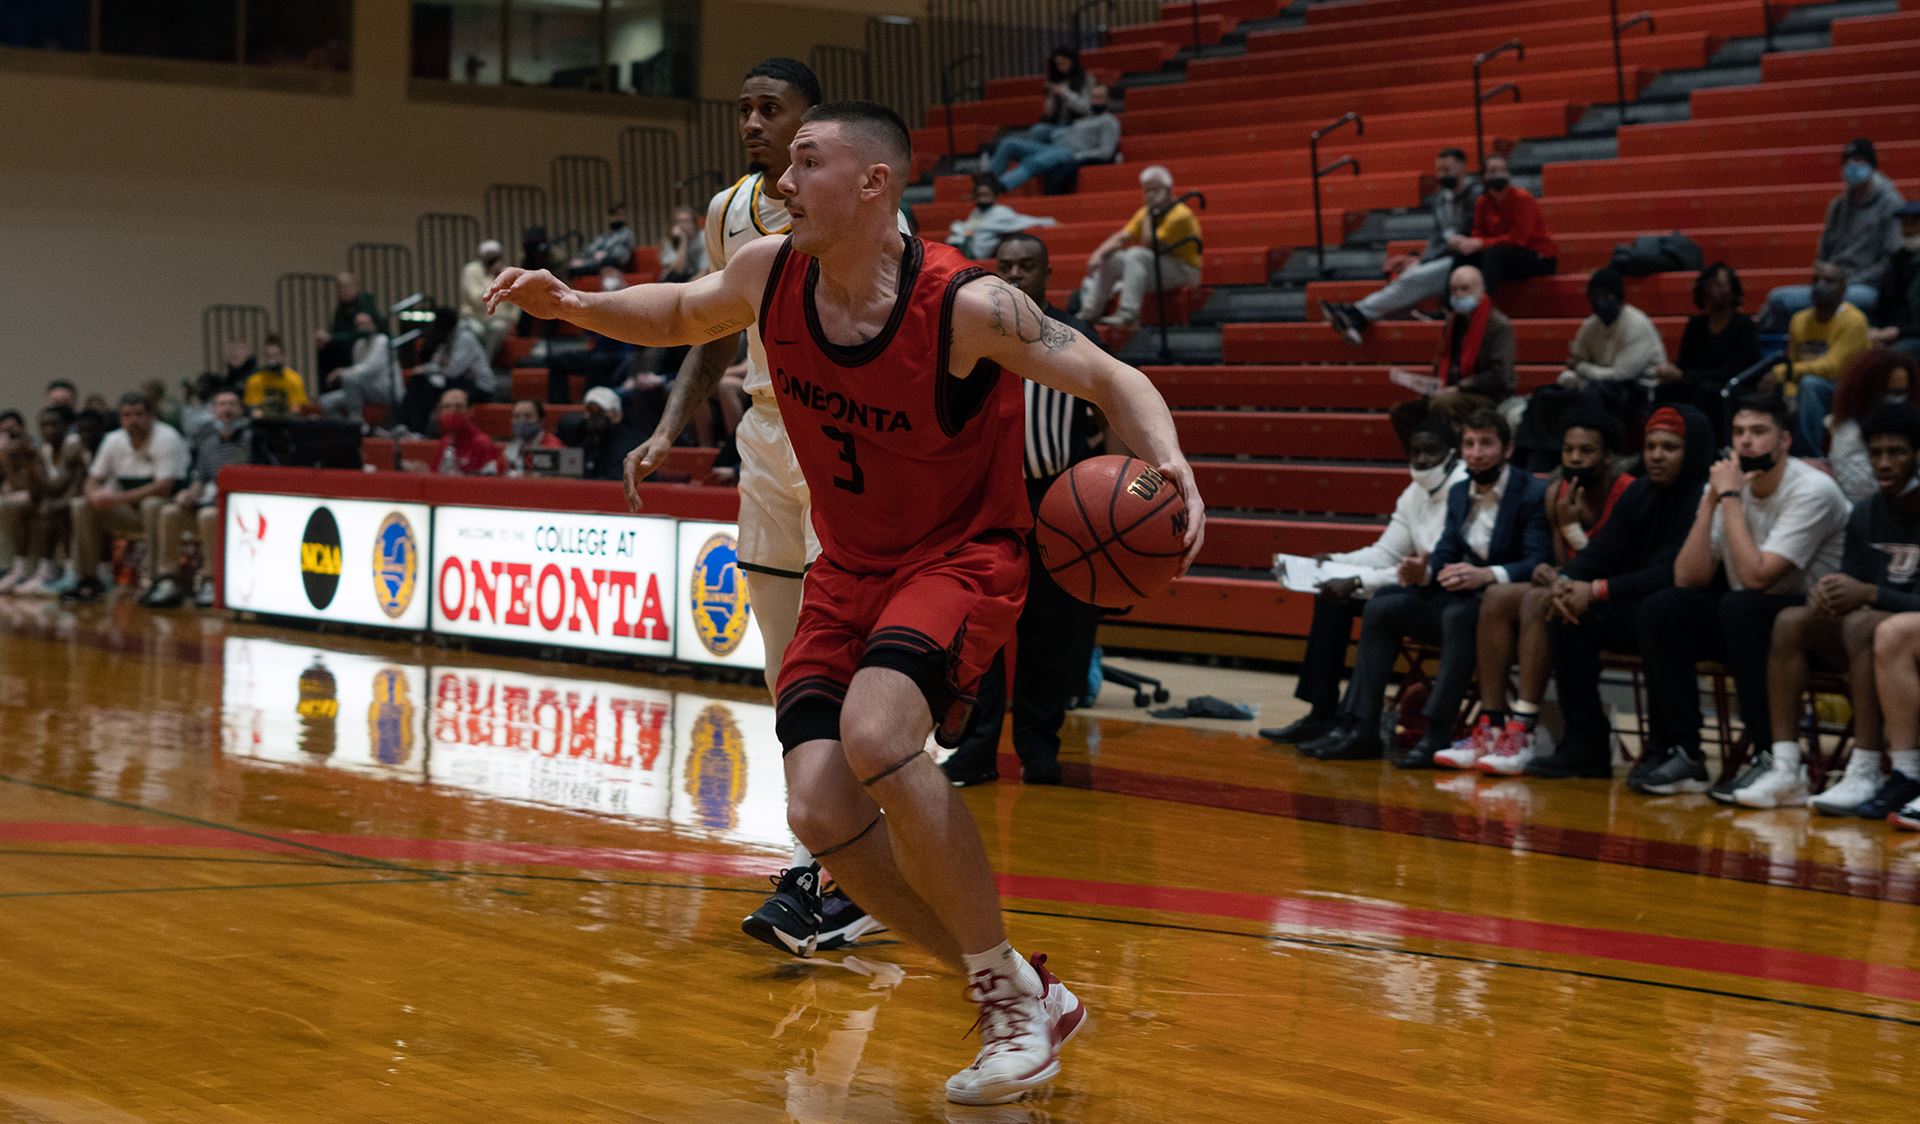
[1223,318,1685,366]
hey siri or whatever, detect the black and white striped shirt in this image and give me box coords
[1022,306,1102,480]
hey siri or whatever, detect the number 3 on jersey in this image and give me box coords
[820,425,865,495]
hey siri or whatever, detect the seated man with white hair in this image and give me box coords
[573,386,641,483]
[1075,165,1203,329]
[459,239,518,360]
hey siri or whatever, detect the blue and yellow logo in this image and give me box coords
[686,703,747,830]
[690,532,752,656]
[372,512,418,619]
[368,666,416,766]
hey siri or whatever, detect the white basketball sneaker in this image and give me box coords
[1734,755,1810,809]
[1474,722,1539,776]
[1435,716,1496,770]
[946,953,1085,1106]
[1808,752,1882,816]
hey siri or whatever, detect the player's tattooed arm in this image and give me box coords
[983,277,1075,354]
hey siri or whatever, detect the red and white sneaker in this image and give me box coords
[1891,795,1920,832]
[946,953,1085,1105]
[1475,721,1538,776]
[1435,716,1496,770]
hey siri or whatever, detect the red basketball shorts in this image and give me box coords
[774,532,1028,753]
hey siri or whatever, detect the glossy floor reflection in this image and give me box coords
[0,600,1916,1121]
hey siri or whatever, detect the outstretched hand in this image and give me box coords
[485,267,583,320]
[1159,459,1207,576]
[621,433,675,512]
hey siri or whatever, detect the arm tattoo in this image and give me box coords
[985,279,1074,354]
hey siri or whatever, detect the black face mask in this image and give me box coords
[1563,462,1604,488]
[1484,176,1510,192]
[975,201,994,213]
[1590,296,1623,326]
[1469,462,1504,486]
[1436,175,1459,191]
[1739,451,1776,474]
[1088,104,1109,115]
[609,219,628,230]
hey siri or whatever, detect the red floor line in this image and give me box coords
[8,819,1920,1005]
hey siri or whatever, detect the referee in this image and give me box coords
[941,232,1106,787]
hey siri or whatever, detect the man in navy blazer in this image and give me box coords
[1306,409,1550,767]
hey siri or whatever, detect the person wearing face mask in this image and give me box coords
[401,308,497,434]
[1446,154,1557,294]
[1263,416,1466,749]
[542,270,644,408]
[1324,148,1481,343]
[460,239,518,360]
[1631,393,1849,796]
[1776,261,1873,457]
[1823,349,1916,501]
[1868,201,1920,361]
[1076,165,1203,329]
[568,202,637,277]
[1538,405,1716,778]
[318,310,397,425]
[574,386,640,483]
[426,387,503,476]
[242,334,309,415]
[1388,264,1514,449]
[1303,411,1548,767]
[501,399,563,476]
[1654,263,1761,433]
[1514,268,1666,471]
[985,84,1120,194]
[944,175,1057,260]
[313,272,381,382]
[1759,139,1903,331]
[1442,409,1632,773]
[1741,402,1920,812]
[142,389,255,609]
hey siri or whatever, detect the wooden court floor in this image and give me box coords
[1,600,1916,1122]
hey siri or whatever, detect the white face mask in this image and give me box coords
[1410,457,1454,493]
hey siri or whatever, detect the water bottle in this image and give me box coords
[439,443,459,475]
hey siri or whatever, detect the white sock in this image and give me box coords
[791,841,814,868]
[1891,748,1920,778]
[1770,740,1801,770]
[962,941,1039,993]
[1851,747,1885,772]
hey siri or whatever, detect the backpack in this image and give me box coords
[1609,232,1704,276]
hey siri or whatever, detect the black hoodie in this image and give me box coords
[1559,404,1716,601]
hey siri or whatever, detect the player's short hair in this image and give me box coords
[996,231,1049,265]
[1460,408,1511,446]
[1731,391,1790,431]
[1862,400,1920,450]
[1559,405,1623,453]
[747,57,822,106]
[117,390,152,414]
[803,100,912,169]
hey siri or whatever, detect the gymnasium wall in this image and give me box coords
[0,0,920,408]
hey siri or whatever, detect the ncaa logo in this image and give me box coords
[372,512,419,619]
[299,507,342,610]
[691,532,753,656]
[686,703,747,830]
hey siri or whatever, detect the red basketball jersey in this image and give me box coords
[759,236,1031,574]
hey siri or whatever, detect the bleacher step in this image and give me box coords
[1778,0,1899,32]
[1709,30,1829,66]
[1190,287,1302,326]
[1508,136,1618,174]
[1271,246,1384,284]
[1115,326,1222,365]
[1571,98,1692,136]
[1638,64,1764,102]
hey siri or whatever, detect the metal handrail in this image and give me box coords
[1761,0,1774,52]
[1146,192,1207,364]
[939,52,984,162]
[1472,39,1524,170]
[1609,4,1656,128]
[1308,113,1363,276]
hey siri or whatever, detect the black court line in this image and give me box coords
[0,848,360,869]
[0,875,450,900]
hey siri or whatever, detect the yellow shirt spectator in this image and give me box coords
[243,366,309,410]
[1772,302,1870,393]
[1121,203,1203,269]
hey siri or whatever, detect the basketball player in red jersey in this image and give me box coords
[488,101,1204,1106]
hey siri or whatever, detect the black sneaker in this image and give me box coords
[59,576,104,604]
[1710,749,1773,806]
[940,758,999,787]
[816,884,887,952]
[1856,771,1920,820]
[1021,756,1063,785]
[140,576,185,609]
[1629,746,1710,795]
[1322,301,1364,345]
[741,864,822,958]
[1525,739,1613,779]
[1259,714,1338,748]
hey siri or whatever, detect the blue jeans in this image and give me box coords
[988,133,1077,190]
[1794,374,1836,456]
[1760,283,1878,330]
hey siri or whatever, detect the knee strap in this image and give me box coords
[858,747,927,787]
[812,813,882,860]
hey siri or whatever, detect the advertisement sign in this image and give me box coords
[431,506,678,657]
[672,521,767,672]
[219,636,427,779]
[668,694,789,849]
[427,666,674,822]
[224,493,431,630]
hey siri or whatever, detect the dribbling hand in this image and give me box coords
[621,433,674,512]
[485,267,582,320]
[1159,459,1206,576]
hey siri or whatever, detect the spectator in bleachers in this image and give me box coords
[459,240,517,361]
[1387,264,1514,449]
[501,399,564,476]
[45,380,76,413]
[544,269,641,407]
[1871,612,1920,827]
[176,373,223,444]
[986,84,1119,195]
[221,340,256,393]
[427,387,502,476]
[313,272,380,379]
[57,392,190,603]
[1038,46,1091,127]
[319,311,397,425]
[1444,409,1629,773]
[1075,165,1201,330]
[568,202,637,277]
[1775,262,1872,456]
[1653,263,1761,426]
[0,405,87,595]
[1515,268,1665,470]
[1823,349,1916,502]
[574,387,640,482]
[1303,410,1548,767]
[1323,147,1480,343]
[242,335,308,416]
[1630,393,1849,795]
[1759,139,1903,330]
[1756,402,1920,813]
[1262,415,1465,749]
[401,308,496,433]
[143,389,252,610]
[659,206,707,283]
[0,421,40,587]
[1450,154,1557,294]
[1542,404,1716,778]
[0,410,22,443]
[1869,201,1920,360]
[945,174,1058,260]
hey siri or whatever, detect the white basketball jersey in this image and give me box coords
[706,174,793,396]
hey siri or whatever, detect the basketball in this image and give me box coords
[1035,455,1188,608]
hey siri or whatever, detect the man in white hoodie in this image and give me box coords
[945,174,1056,259]
[1261,415,1466,747]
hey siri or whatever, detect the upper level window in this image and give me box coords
[2,0,351,71]
[409,0,695,99]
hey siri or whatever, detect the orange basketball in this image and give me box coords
[1034,455,1188,608]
